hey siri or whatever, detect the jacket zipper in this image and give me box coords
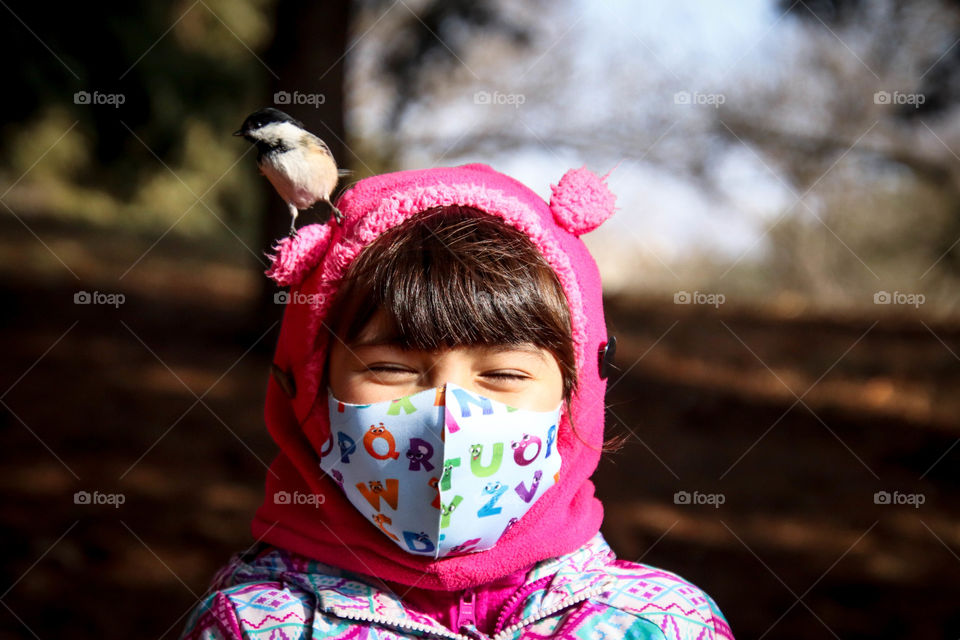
[328,607,473,640]
[492,575,552,633]
[326,577,614,639]
[490,579,615,640]
[458,588,477,630]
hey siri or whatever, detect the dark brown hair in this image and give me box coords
[320,205,620,452]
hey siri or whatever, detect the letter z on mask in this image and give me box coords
[323,382,562,559]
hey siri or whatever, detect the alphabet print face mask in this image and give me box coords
[322,382,562,559]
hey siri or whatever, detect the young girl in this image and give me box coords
[180,163,735,639]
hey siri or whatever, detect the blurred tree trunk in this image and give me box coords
[255,0,352,333]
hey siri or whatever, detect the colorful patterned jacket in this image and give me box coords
[180,531,734,639]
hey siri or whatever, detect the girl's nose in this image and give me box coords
[421,358,475,395]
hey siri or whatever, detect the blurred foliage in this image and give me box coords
[370,0,534,129]
[714,0,960,312]
[3,0,960,314]
[0,0,276,241]
[0,0,536,245]
[344,0,540,169]
[778,0,960,117]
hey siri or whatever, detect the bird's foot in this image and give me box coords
[288,204,299,237]
[332,205,344,225]
[287,202,300,238]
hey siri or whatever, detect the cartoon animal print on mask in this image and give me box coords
[364,422,400,460]
[428,476,441,509]
[440,458,461,490]
[440,495,463,528]
[356,478,399,511]
[478,481,509,517]
[514,469,543,503]
[402,530,435,554]
[319,431,334,458]
[406,437,435,471]
[337,431,357,463]
[510,433,542,465]
[372,513,399,541]
[448,538,482,556]
[324,382,562,558]
[469,443,503,477]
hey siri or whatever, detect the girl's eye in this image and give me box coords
[483,372,528,381]
[363,367,528,381]
[366,366,414,376]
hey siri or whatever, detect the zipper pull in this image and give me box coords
[457,588,477,630]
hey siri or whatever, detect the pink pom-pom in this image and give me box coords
[549,166,617,235]
[265,224,332,287]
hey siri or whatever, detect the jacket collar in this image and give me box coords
[231,532,616,638]
[517,531,617,614]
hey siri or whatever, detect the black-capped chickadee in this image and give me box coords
[234,107,345,235]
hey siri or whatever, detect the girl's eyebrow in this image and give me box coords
[483,344,547,363]
[350,338,547,362]
[351,336,403,349]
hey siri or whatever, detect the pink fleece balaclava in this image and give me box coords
[251,162,617,591]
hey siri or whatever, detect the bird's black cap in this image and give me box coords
[233,107,305,137]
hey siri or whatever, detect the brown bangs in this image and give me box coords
[321,205,578,402]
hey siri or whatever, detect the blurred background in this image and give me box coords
[1,0,958,637]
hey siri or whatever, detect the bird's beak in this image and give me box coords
[233,129,246,137]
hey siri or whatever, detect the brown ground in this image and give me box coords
[1,216,958,639]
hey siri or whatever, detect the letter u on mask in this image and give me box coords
[322,382,562,559]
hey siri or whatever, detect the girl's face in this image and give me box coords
[327,309,564,411]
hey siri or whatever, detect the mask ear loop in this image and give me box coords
[297,383,335,461]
